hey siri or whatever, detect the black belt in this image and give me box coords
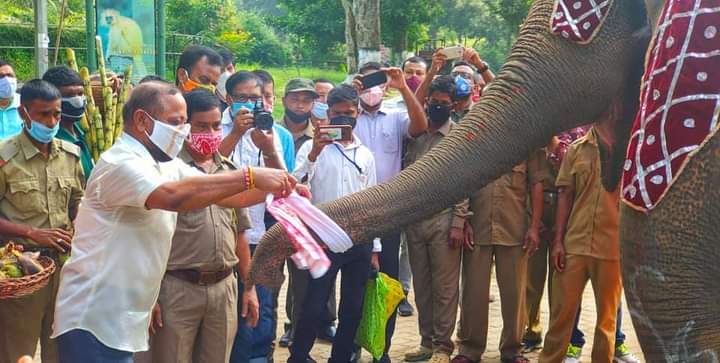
[166,267,234,285]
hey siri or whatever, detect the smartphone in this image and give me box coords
[360,70,388,89]
[318,125,352,142]
[440,45,464,60]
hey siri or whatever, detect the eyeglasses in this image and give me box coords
[230,94,262,103]
[451,72,474,80]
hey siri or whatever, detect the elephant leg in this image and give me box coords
[621,133,720,362]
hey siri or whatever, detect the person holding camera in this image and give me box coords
[217,71,286,363]
[289,84,379,363]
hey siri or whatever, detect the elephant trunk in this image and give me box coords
[249,0,648,287]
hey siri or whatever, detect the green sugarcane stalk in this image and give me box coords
[66,48,79,72]
[79,67,98,138]
[105,96,116,148]
[93,108,105,155]
[114,65,132,142]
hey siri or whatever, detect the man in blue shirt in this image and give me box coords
[0,59,22,140]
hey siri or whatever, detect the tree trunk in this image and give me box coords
[341,0,358,73]
[342,0,381,73]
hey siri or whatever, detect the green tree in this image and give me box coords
[381,0,442,60]
[270,0,345,62]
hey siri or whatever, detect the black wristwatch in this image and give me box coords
[478,61,490,73]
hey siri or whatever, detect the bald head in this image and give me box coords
[123,81,183,125]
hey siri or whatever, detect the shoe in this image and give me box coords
[521,338,542,353]
[398,298,414,316]
[614,343,640,363]
[373,354,391,363]
[317,325,336,343]
[278,329,292,348]
[562,344,583,363]
[501,356,530,363]
[404,345,433,362]
[450,355,478,363]
[428,352,451,363]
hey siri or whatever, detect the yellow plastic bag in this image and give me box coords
[355,272,405,360]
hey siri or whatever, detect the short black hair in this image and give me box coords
[452,60,477,72]
[123,81,181,124]
[139,75,167,84]
[402,56,428,71]
[313,78,334,86]
[252,69,274,86]
[327,84,359,108]
[226,71,261,97]
[176,45,223,82]
[184,88,220,122]
[20,79,61,106]
[217,48,234,68]
[42,65,82,88]
[428,75,458,101]
[0,59,10,68]
[359,62,383,75]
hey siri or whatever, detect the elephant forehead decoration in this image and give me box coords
[550,0,613,44]
[622,0,720,212]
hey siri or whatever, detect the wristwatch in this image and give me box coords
[478,61,490,73]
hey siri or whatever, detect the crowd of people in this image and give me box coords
[0,43,640,363]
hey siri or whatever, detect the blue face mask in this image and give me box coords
[23,107,60,144]
[231,101,255,118]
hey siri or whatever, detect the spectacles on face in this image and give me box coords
[230,94,262,103]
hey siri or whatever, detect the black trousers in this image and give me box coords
[377,232,401,361]
[288,244,373,363]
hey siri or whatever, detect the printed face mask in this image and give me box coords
[360,86,384,107]
[144,111,191,159]
[0,76,17,99]
[61,95,87,119]
[188,130,223,156]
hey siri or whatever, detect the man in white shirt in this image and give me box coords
[290,84,380,363]
[52,81,294,363]
[351,62,428,363]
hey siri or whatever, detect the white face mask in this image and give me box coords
[143,111,190,159]
[217,71,232,98]
[0,77,17,99]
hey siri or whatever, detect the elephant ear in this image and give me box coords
[550,0,614,44]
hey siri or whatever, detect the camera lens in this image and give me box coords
[254,111,274,131]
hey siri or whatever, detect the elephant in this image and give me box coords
[248,0,719,361]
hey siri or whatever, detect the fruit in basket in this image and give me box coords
[0,243,45,278]
[1,263,22,278]
[17,253,43,275]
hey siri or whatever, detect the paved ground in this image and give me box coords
[33,271,644,363]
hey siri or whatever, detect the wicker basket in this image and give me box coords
[0,256,56,300]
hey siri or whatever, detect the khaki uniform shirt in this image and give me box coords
[470,150,548,246]
[281,119,313,153]
[555,127,620,260]
[166,148,252,271]
[0,131,84,247]
[404,121,471,229]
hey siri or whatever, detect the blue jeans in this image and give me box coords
[57,329,133,363]
[570,304,626,347]
[230,245,277,363]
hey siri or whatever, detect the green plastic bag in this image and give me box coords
[355,272,405,360]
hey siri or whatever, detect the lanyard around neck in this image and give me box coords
[333,143,362,175]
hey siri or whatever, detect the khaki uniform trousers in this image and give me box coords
[0,267,60,363]
[135,273,238,363]
[406,212,461,354]
[457,245,528,360]
[539,255,621,363]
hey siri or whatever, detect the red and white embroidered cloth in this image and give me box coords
[622,0,720,212]
[550,0,613,43]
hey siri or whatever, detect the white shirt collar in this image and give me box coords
[118,132,156,162]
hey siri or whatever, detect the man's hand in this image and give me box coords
[149,303,163,335]
[370,253,380,272]
[383,67,407,90]
[551,240,566,272]
[523,226,541,255]
[308,127,333,162]
[448,227,464,249]
[242,285,260,328]
[231,108,254,136]
[250,128,275,156]
[463,220,475,251]
[27,227,72,253]
[252,167,297,196]
[295,184,312,200]
[430,51,448,75]
[351,77,365,93]
[462,48,484,68]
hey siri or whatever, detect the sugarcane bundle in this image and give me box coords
[95,36,116,151]
[65,48,90,133]
[79,67,102,160]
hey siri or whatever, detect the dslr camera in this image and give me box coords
[253,98,274,131]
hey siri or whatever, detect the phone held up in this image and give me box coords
[439,45,464,60]
[318,125,352,142]
[360,70,388,90]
